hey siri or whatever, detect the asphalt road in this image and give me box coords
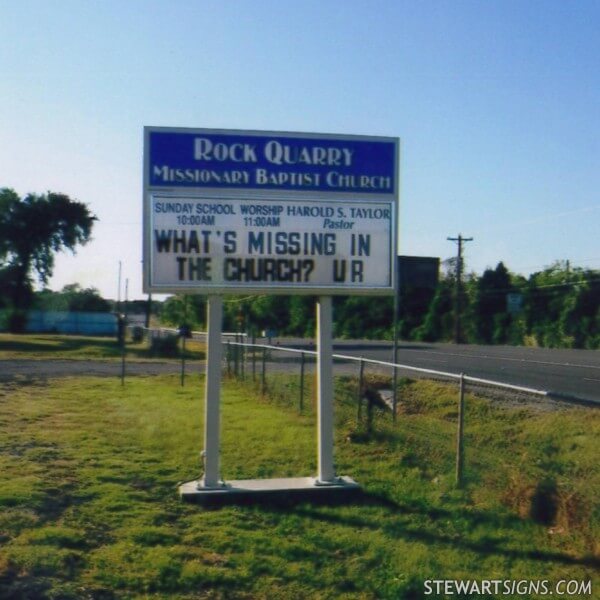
[0,359,199,382]
[273,339,600,405]
[1,340,597,406]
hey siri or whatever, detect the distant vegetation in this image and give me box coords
[159,260,600,349]
[413,260,600,349]
[2,187,596,348]
[34,284,111,313]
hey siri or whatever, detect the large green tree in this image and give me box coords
[0,188,96,330]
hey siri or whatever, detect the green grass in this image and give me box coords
[0,333,206,361]
[0,372,598,599]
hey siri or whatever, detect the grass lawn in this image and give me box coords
[0,333,205,361]
[0,372,598,599]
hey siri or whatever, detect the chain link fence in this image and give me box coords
[118,329,573,489]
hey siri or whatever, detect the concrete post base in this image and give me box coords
[179,476,361,506]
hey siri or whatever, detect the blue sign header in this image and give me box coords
[145,128,398,196]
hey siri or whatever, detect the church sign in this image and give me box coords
[143,127,399,295]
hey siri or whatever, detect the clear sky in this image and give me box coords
[2,0,599,299]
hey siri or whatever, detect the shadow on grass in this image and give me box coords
[0,335,123,355]
[283,491,600,569]
[0,334,205,361]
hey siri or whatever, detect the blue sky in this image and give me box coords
[2,0,599,299]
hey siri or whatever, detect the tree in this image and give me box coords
[557,271,600,349]
[333,296,393,339]
[288,295,315,337]
[414,277,454,342]
[471,262,513,344]
[0,188,96,330]
[160,295,206,330]
[35,284,110,313]
[525,261,576,347]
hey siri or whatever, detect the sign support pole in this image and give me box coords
[316,296,336,484]
[199,295,223,489]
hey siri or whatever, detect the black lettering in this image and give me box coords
[188,257,211,281]
[223,258,314,282]
[187,230,200,253]
[324,233,336,255]
[303,259,314,281]
[288,232,300,254]
[287,259,303,280]
[333,260,346,282]
[176,257,186,280]
[224,258,238,281]
[173,230,186,253]
[358,234,370,257]
[248,232,264,254]
[351,260,364,282]
[155,230,172,252]
[201,231,211,253]
[275,231,289,254]
[223,231,237,253]
[263,259,276,279]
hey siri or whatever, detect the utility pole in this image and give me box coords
[447,234,473,344]
[117,260,122,314]
[124,278,129,317]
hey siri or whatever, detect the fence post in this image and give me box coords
[252,333,257,381]
[233,336,239,378]
[299,352,305,412]
[392,365,398,422]
[120,326,126,386]
[261,346,267,395]
[241,336,245,380]
[455,373,465,488]
[357,358,365,423]
[367,389,374,435]
[226,341,231,377]
[180,334,186,387]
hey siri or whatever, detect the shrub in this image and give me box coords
[7,310,28,334]
[131,326,145,343]
[149,334,179,358]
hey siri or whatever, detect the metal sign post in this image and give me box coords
[199,295,223,489]
[316,296,335,484]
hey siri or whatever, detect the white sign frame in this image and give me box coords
[143,127,399,296]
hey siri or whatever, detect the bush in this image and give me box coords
[149,334,179,358]
[131,326,145,343]
[7,310,28,334]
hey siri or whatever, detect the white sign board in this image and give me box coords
[149,195,392,293]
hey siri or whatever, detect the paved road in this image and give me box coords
[0,359,204,382]
[1,341,598,406]
[271,339,600,405]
